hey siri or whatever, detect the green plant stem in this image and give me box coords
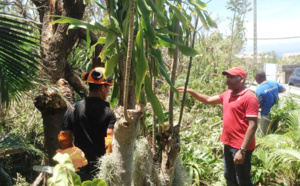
[178,15,199,129]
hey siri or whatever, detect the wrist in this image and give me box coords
[240,147,246,154]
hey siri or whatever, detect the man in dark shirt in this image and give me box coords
[58,67,116,181]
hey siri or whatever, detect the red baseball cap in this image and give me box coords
[222,67,246,79]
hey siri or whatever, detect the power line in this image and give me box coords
[247,36,300,40]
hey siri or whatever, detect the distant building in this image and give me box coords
[236,52,272,63]
[282,52,300,59]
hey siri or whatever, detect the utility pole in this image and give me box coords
[253,0,257,65]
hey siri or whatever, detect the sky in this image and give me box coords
[205,0,300,57]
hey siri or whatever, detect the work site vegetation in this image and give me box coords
[1,0,300,185]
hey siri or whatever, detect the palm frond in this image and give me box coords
[253,149,279,170]
[274,148,300,165]
[0,14,40,106]
[257,134,296,149]
[284,110,300,130]
[0,134,42,157]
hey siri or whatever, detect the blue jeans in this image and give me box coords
[224,145,253,186]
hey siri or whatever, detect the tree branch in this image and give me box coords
[65,63,88,97]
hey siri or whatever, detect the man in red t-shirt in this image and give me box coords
[178,67,258,186]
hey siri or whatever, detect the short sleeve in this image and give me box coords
[62,107,75,131]
[108,111,116,129]
[256,93,263,105]
[219,92,225,101]
[245,96,259,118]
[278,83,284,92]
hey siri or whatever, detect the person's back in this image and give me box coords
[255,80,283,115]
[68,97,115,163]
[255,71,285,136]
[58,67,115,181]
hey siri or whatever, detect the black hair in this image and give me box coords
[88,83,108,92]
[255,71,266,80]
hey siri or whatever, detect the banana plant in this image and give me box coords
[52,0,216,123]
[52,0,216,184]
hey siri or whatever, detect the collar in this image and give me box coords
[260,80,268,84]
[230,87,249,96]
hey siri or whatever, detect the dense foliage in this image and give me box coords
[1,0,300,185]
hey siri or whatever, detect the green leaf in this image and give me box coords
[0,125,3,134]
[95,1,107,10]
[110,78,120,108]
[134,28,148,103]
[86,29,91,50]
[178,45,199,57]
[204,12,217,28]
[100,32,117,61]
[0,15,40,107]
[145,75,164,123]
[0,135,42,157]
[82,178,108,186]
[188,0,207,12]
[157,34,199,56]
[110,16,121,34]
[166,0,194,31]
[51,17,117,35]
[188,0,217,29]
[157,0,164,12]
[150,48,178,93]
[157,38,174,48]
[146,0,167,27]
[105,54,119,77]
[198,11,209,30]
[71,172,82,186]
[89,37,106,58]
[155,28,179,36]
[47,153,81,186]
[53,153,74,171]
[137,0,157,46]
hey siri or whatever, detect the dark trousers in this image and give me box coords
[77,163,97,182]
[224,145,253,186]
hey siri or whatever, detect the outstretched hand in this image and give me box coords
[177,87,188,93]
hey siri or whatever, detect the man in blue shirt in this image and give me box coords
[255,71,286,136]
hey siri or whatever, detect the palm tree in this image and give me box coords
[0,13,41,184]
[0,13,40,124]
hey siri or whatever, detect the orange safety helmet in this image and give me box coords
[82,67,113,86]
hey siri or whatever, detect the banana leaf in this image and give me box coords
[134,28,148,103]
[145,75,164,123]
[150,48,178,93]
[166,0,194,31]
[157,34,199,57]
[51,16,117,35]
[137,0,157,46]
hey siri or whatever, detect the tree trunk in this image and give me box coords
[32,0,86,165]
[112,106,142,185]
[160,126,180,185]
[162,0,181,184]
